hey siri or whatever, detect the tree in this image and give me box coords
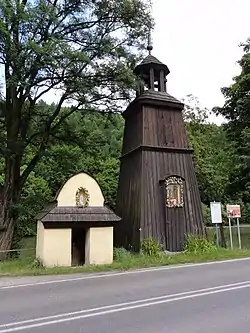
[35,111,124,208]
[3,110,123,248]
[0,0,152,255]
[183,95,234,204]
[214,38,250,221]
[214,39,250,129]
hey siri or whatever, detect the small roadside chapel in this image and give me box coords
[36,172,121,268]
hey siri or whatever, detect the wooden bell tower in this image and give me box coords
[115,45,204,252]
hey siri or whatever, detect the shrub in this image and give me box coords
[30,257,44,269]
[141,238,164,257]
[202,203,211,226]
[113,247,131,261]
[184,234,217,254]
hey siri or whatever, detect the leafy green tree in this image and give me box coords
[188,122,234,204]
[214,38,250,222]
[0,0,152,254]
[182,94,211,124]
[214,39,250,128]
[183,95,234,204]
[35,112,123,199]
[13,173,51,249]
[12,111,123,241]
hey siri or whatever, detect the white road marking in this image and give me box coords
[1,279,249,328]
[1,257,250,290]
[0,280,250,332]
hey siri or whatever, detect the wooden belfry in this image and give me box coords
[115,43,204,252]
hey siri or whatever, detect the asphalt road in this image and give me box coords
[1,258,250,332]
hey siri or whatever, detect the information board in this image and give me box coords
[210,202,222,224]
[226,205,241,218]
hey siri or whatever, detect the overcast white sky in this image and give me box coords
[152,0,250,123]
[1,1,248,124]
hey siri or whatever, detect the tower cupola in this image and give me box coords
[134,51,170,95]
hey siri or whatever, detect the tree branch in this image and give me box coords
[20,92,68,187]
[19,141,47,190]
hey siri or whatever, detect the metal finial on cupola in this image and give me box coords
[147,0,153,55]
[147,28,153,55]
[134,1,170,94]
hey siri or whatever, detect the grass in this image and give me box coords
[206,226,250,249]
[1,247,250,277]
[1,231,250,277]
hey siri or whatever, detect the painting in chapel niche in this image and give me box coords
[165,176,184,208]
[75,187,90,207]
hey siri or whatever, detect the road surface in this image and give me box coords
[1,258,250,332]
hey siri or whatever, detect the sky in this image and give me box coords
[0,0,248,124]
[152,0,250,124]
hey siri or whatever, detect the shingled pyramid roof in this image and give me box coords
[140,54,165,66]
[134,54,170,75]
[37,204,121,223]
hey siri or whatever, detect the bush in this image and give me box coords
[113,247,131,261]
[30,257,44,269]
[184,234,217,254]
[202,203,211,226]
[141,238,164,257]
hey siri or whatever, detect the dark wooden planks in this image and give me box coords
[143,105,188,149]
[115,152,142,251]
[140,150,203,251]
[122,107,143,155]
[115,93,205,252]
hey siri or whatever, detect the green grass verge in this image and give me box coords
[206,226,250,249]
[1,248,250,277]
[1,231,250,277]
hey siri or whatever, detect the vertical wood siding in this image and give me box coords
[115,98,205,252]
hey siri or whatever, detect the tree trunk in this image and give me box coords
[219,224,227,248]
[0,155,21,260]
[0,217,15,260]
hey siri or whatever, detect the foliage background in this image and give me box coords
[0,0,249,250]
[1,91,249,246]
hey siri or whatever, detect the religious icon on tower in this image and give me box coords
[165,176,184,208]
